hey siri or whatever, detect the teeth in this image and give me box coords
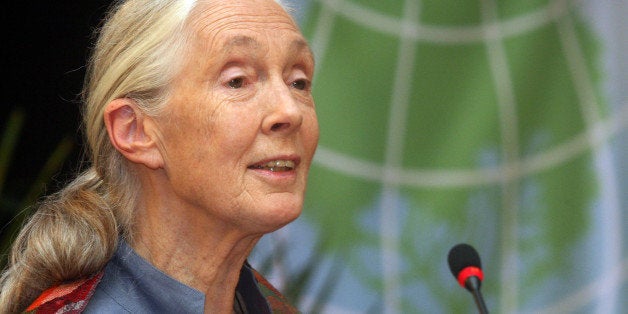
[251,160,295,172]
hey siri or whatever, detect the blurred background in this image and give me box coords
[2,0,627,313]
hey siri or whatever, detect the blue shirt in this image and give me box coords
[84,240,271,313]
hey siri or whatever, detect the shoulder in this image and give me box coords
[25,272,103,313]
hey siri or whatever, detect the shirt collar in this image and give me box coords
[100,239,270,313]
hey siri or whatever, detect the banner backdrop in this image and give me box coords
[252,0,628,313]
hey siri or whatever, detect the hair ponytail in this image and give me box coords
[0,168,117,313]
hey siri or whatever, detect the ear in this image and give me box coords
[104,98,164,170]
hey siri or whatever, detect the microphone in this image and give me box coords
[447,243,489,314]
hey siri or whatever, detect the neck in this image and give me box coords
[130,170,263,312]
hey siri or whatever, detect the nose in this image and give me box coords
[262,80,304,135]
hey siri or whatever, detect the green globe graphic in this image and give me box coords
[273,0,628,313]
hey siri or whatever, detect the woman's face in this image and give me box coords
[153,0,318,233]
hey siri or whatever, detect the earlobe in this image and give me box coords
[104,98,164,170]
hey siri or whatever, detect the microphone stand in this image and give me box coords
[465,276,489,314]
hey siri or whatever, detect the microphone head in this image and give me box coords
[448,243,481,276]
[448,243,484,290]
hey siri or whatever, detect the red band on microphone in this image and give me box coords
[457,266,484,287]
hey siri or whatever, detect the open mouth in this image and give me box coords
[248,160,296,172]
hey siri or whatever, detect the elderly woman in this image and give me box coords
[0,0,318,312]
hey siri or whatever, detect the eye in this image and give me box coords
[227,77,245,89]
[291,79,310,91]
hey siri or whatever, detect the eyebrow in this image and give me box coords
[223,35,259,52]
[222,35,314,60]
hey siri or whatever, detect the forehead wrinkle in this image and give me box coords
[189,1,297,47]
[190,2,303,43]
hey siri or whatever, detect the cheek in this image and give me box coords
[156,106,216,181]
[213,115,259,155]
[304,112,320,152]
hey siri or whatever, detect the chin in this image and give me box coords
[255,199,303,233]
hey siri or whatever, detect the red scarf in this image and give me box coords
[25,272,103,313]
